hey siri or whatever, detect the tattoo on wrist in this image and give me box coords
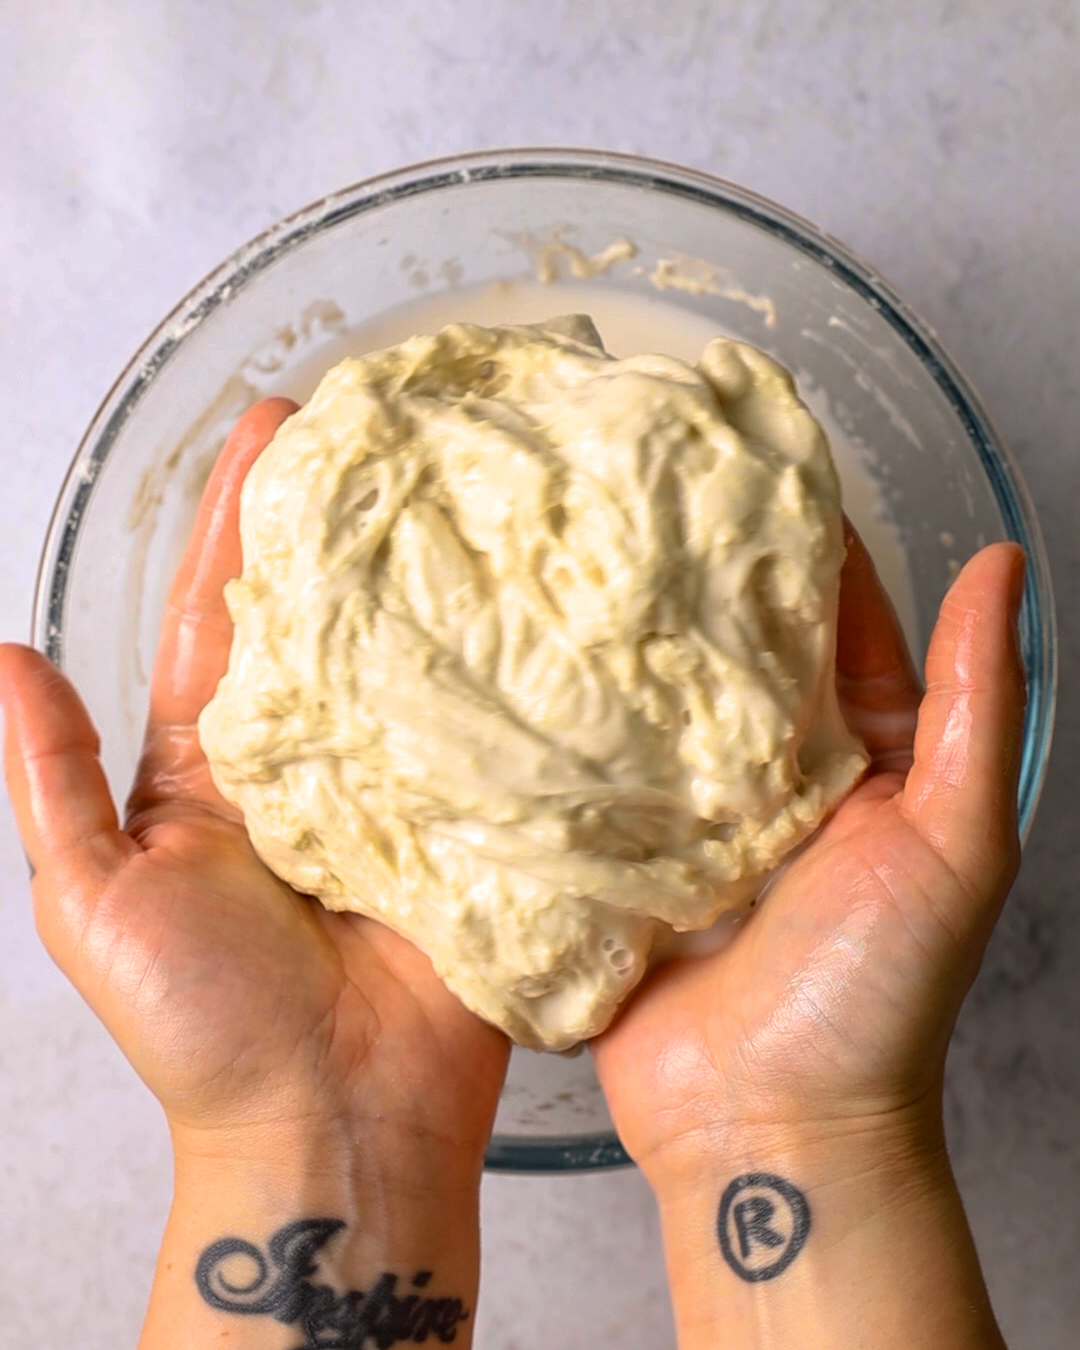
[717,1172,811,1282]
[195,1218,469,1347]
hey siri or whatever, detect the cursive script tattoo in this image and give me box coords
[195,1219,468,1347]
[717,1172,811,1282]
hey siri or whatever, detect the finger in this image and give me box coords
[128,399,296,823]
[147,397,297,730]
[836,521,923,772]
[901,542,1027,886]
[0,643,133,884]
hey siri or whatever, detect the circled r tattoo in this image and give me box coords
[716,1172,811,1282]
[194,1218,468,1347]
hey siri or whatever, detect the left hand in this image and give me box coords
[0,398,510,1181]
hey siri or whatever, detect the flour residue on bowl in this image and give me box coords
[509,229,779,330]
[510,228,639,283]
[644,252,779,329]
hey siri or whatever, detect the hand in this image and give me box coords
[591,533,1023,1350]
[3,399,511,1346]
[0,399,510,1174]
[593,531,1027,1178]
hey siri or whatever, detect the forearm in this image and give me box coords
[140,1118,484,1349]
[650,1113,1006,1350]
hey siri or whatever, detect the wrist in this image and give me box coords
[140,1114,484,1349]
[642,1109,1004,1350]
[168,1104,489,1196]
[642,1098,948,1209]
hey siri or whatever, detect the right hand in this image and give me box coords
[593,532,1027,1182]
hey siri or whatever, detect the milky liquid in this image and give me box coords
[279,281,917,647]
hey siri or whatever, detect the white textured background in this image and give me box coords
[2,2,1079,1345]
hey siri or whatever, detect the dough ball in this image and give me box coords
[199,319,867,1049]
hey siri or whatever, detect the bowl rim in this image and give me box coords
[33,146,1058,1175]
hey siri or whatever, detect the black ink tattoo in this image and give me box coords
[717,1172,811,1282]
[195,1219,468,1347]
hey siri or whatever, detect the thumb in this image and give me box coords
[0,643,134,891]
[901,543,1027,896]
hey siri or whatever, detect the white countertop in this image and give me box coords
[2,2,1078,1345]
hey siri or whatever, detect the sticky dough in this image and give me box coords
[199,317,868,1049]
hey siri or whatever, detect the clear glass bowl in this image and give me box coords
[34,149,1056,1173]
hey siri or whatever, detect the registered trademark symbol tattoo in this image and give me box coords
[717,1172,811,1282]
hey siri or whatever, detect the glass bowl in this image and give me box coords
[34,149,1056,1173]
